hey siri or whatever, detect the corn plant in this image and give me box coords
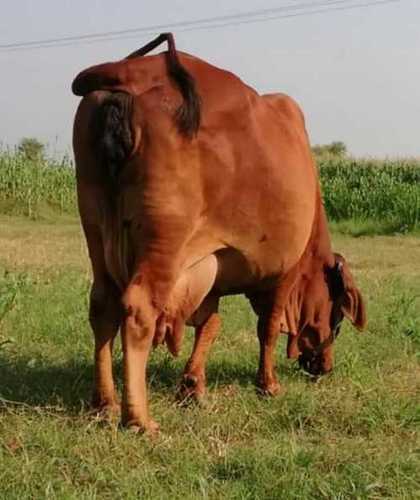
[1,148,419,230]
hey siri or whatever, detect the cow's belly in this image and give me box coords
[182,184,315,290]
[241,209,315,279]
[231,183,316,279]
[180,217,313,298]
[213,247,273,293]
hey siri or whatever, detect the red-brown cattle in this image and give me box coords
[72,33,365,432]
[173,219,366,402]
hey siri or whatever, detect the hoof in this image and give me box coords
[90,395,121,419]
[256,380,283,397]
[124,418,160,436]
[177,374,206,405]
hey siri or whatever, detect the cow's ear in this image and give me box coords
[342,284,367,330]
[332,253,367,331]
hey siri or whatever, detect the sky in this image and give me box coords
[0,0,419,158]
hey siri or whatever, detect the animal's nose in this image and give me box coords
[298,354,329,376]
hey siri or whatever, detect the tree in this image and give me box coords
[17,137,45,162]
[312,141,347,158]
[328,141,347,157]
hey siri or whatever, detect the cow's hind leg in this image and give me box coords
[83,220,123,416]
[121,283,159,433]
[89,276,122,415]
[179,298,221,403]
[79,208,122,416]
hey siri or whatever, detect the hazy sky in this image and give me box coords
[0,0,419,157]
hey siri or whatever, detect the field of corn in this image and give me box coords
[0,151,75,218]
[1,149,419,233]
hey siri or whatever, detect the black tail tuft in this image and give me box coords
[127,33,201,138]
[90,92,134,181]
[165,47,201,137]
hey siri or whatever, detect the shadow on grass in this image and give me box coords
[0,355,93,413]
[0,332,304,414]
[0,352,297,414]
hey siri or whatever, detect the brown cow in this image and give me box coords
[72,33,364,433]
[161,186,366,402]
[148,93,366,402]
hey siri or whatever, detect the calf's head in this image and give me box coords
[288,253,366,376]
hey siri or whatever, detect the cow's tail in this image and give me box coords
[90,92,136,181]
[128,32,201,137]
[73,33,200,139]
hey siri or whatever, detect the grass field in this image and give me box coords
[0,215,419,499]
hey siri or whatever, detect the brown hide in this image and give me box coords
[73,53,317,305]
[163,121,366,378]
[73,55,173,106]
[72,34,337,430]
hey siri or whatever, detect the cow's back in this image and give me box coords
[73,51,318,293]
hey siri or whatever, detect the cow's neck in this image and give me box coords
[306,191,334,267]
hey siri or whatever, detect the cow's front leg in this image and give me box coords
[121,283,159,433]
[256,314,282,396]
[179,308,221,403]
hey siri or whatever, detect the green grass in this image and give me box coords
[0,216,419,498]
[1,150,420,233]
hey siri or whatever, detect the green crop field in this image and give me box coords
[0,153,419,498]
[1,150,420,234]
